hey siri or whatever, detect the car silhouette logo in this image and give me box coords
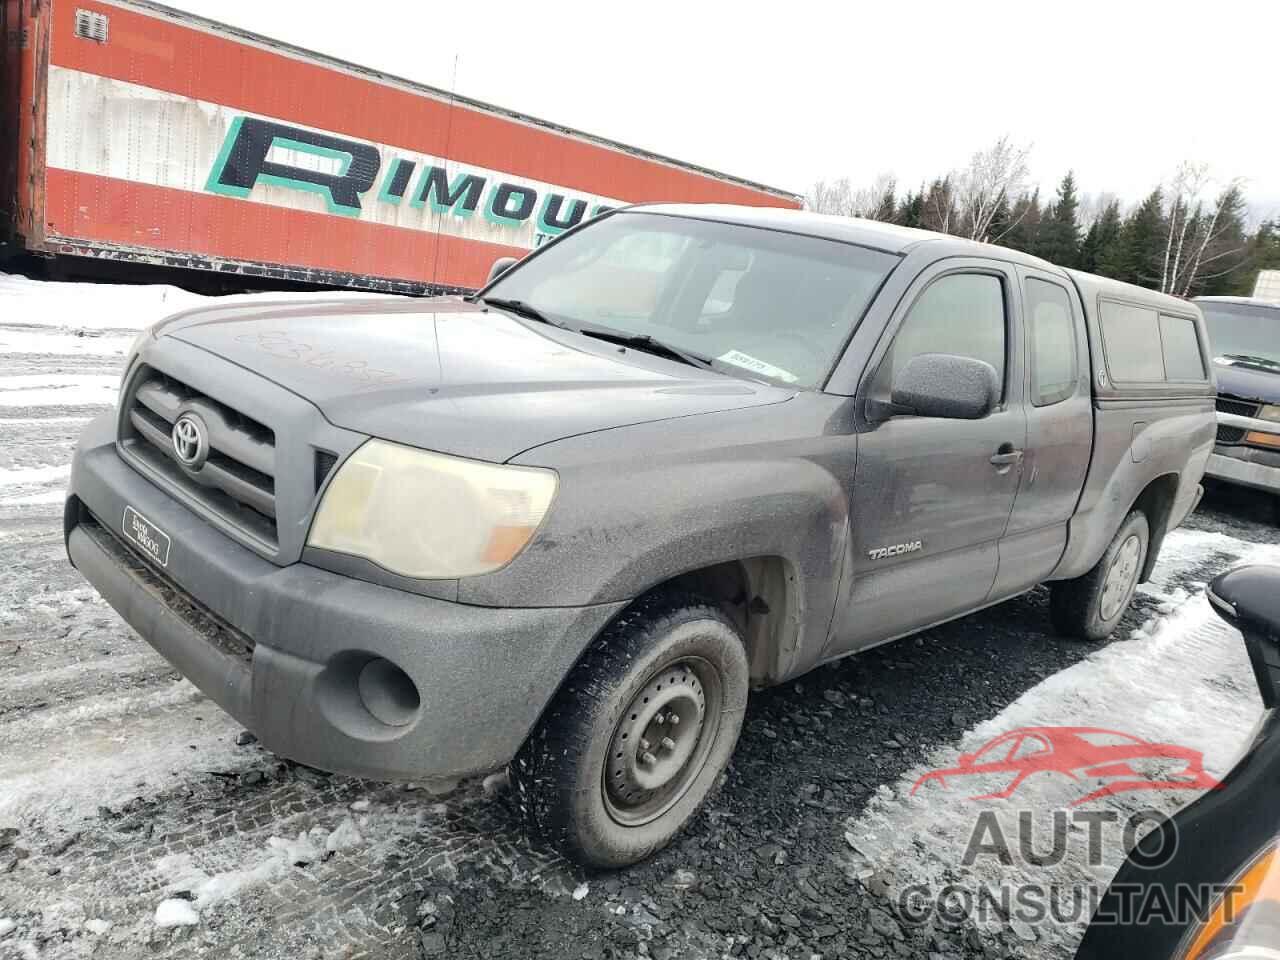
[171,413,209,470]
[911,726,1220,806]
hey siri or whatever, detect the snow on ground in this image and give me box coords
[1,269,1277,958]
[0,464,70,486]
[0,273,204,332]
[842,526,1278,957]
[0,273,572,959]
[0,374,120,408]
[0,329,134,357]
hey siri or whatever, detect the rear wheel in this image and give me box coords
[510,595,749,868]
[1050,510,1150,642]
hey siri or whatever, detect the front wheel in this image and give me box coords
[1050,510,1150,642]
[510,595,749,868]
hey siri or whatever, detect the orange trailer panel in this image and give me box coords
[4,0,799,292]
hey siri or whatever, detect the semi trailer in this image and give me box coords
[0,0,799,293]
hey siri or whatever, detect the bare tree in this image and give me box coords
[1159,163,1249,296]
[806,172,896,221]
[806,177,856,217]
[954,136,1031,242]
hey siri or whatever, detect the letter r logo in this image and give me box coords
[206,117,381,216]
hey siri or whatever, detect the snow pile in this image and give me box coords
[842,528,1280,957]
[154,899,200,928]
[153,817,368,923]
[0,272,205,332]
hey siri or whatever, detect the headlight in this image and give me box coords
[1178,841,1279,960]
[1258,404,1280,423]
[307,439,557,579]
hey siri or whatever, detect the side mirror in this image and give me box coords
[485,256,518,286]
[887,353,999,420]
[1207,565,1280,709]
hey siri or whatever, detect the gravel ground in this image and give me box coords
[1,278,1276,960]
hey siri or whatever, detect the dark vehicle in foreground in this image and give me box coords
[1196,297,1280,518]
[64,206,1214,866]
[1077,564,1280,959]
[911,726,1218,805]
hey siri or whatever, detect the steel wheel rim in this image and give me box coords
[1100,534,1142,621]
[603,656,723,827]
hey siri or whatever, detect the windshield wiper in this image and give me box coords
[575,325,713,369]
[477,296,564,327]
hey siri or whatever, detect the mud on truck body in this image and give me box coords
[64,205,1214,866]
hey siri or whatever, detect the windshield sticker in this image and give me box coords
[717,350,798,383]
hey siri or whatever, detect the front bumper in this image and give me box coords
[1206,451,1280,495]
[66,412,624,781]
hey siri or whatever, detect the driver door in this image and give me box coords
[827,259,1026,656]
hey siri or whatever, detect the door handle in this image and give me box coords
[990,445,1024,468]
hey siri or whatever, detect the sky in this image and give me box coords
[172,0,1279,220]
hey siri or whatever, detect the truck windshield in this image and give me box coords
[483,211,899,388]
[1201,301,1280,366]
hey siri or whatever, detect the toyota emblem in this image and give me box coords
[171,413,209,469]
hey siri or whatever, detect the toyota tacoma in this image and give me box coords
[64,205,1215,867]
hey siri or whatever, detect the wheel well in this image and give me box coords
[1131,473,1180,582]
[648,558,800,685]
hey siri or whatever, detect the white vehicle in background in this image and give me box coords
[1253,270,1280,305]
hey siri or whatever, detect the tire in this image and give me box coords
[510,594,749,869]
[1050,510,1150,642]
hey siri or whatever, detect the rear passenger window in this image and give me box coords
[1099,299,1208,383]
[1159,314,1206,380]
[881,273,1006,396]
[1099,301,1165,381]
[1027,279,1078,406]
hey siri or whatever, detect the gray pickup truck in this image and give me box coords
[65,205,1214,867]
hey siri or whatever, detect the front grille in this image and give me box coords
[82,516,255,664]
[1217,424,1246,444]
[1216,396,1261,418]
[120,366,278,548]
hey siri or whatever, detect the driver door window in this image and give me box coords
[876,273,1007,399]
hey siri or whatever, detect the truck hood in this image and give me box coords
[1213,354,1280,405]
[156,297,793,461]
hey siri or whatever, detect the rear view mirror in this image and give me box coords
[485,256,519,286]
[1208,565,1280,709]
[888,353,999,420]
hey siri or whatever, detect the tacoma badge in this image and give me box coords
[868,540,923,561]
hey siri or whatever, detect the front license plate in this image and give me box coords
[122,506,171,568]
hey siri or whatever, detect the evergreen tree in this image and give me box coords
[874,182,897,223]
[1080,200,1122,275]
[1193,183,1250,296]
[1035,172,1081,267]
[1235,220,1280,295]
[1000,189,1042,253]
[921,177,957,234]
[896,190,925,229]
[1109,188,1165,286]
[986,194,1012,245]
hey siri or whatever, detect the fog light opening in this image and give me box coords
[356,658,421,727]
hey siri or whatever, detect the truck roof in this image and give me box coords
[1193,296,1280,311]
[1064,269,1198,316]
[631,202,1085,268]
[633,204,1201,317]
